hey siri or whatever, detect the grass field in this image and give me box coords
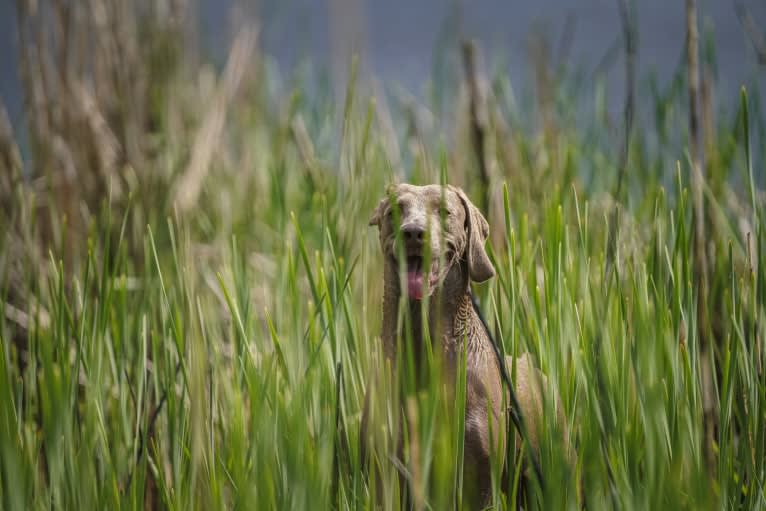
[1,2,765,509]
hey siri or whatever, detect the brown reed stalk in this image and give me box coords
[174,27,258,214]
[605,0,637,278]
[461,40,490,214]
[686,0,716,475]
[14,0,191,266]
[735,2,766,66]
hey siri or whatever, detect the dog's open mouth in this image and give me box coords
[402,255,441,301]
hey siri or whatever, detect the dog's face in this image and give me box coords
[369,184,495,300]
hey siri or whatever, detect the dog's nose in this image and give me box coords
[401,223,425,244]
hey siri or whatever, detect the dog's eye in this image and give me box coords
[440,206,452,217]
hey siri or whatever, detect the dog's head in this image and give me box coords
[369,183,495,300]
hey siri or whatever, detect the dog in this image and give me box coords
[362,183,569,507]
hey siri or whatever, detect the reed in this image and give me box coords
[0,1,764,509]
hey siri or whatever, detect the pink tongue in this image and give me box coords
[407,271,425,300]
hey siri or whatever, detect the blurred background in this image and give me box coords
[2,0,765,137]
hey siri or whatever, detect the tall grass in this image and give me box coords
[1,1,765,509]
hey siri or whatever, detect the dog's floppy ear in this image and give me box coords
[369,198,388,227]
[370,184,399,226]
[454,187,495,282]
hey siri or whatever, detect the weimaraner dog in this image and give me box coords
[363,183,568,508]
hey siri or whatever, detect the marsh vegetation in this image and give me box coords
[0,1,765,509]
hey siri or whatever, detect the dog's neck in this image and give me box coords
[381,261,479,367]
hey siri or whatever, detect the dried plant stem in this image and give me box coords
[461,40,490,213]
[606,0,636,278]
[406,396,424,511]
[686,0,715,475]
[735,2,766,66]
[174,27,258,214]
[291,114,322,189]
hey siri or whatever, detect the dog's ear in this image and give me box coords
[369,198,388,227]
[454,187,495,282]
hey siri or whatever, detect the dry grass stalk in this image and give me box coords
[735,2,766,66]
[15,0,190,265]
[528,29,555,142]
[0,104,22,208]
[488,98,524,238]
[401,97,431,180]
[701,63,715,169]
[291,114,323,189]
[461,40,490,213]
[686,0,715,474]
[3,301,52,332]
[173,26,258,214]
[406,397,423,511]
[370,84,403,180]
[606,0,636,277]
